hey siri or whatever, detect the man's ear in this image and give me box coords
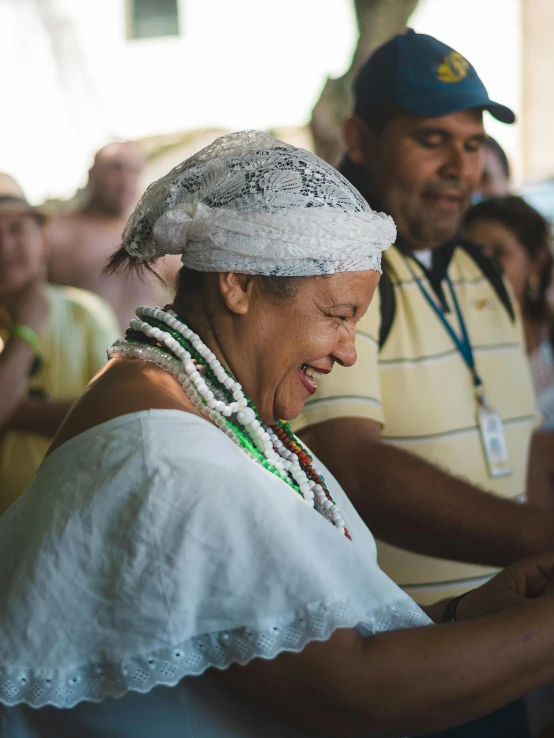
[342,116,372,166]
[218,272,256,315]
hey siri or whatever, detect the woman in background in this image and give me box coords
[464,195,554,429]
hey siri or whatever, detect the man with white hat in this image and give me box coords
[0,174,120,512]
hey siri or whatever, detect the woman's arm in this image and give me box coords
[214,596,554,738]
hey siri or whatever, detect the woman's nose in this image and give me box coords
[333,332,357,368]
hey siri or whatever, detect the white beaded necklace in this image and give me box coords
[108,306,348,537]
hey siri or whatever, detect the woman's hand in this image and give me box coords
[455,552,554,621]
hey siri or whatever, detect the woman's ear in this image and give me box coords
[218,272,255,315]
[533,245,552,277]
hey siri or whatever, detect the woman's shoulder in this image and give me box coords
[44,406,237,481]
[48,357,197,454]
[38,403,274,526]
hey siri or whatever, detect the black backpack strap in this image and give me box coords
[458,239,515,323]
[378,262,396,350]
[377,240,515,351]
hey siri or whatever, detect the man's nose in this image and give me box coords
[439,143,472,182]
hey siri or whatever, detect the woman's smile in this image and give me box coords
[297,363,331,396]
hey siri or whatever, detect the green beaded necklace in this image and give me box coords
[125,314,302,495]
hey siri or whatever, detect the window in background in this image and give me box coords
[128,0,180,39]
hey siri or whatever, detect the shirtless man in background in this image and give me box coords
[48,142,178,330]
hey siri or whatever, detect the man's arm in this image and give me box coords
[0,335,38,429]
[0,339,73,437]
[5,397,74,437]
[0,280,73,437]
[528,430,554,509]
[299,417,554,567]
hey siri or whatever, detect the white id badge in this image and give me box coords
[477,402,511,478]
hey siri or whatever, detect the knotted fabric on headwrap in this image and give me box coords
[123,131,395,276]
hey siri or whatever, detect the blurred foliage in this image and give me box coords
[310,0,420,164]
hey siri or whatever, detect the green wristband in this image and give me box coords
[12,324,41,353]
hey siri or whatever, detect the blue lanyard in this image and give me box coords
[404,257,482,389]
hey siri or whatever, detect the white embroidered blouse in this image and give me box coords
[0,410,430,736]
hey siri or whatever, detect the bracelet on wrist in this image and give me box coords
[12,324,41,353]
[441,592,469,623]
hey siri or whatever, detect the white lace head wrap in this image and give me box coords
[123,131,395,276]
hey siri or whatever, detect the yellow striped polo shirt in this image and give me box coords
[292,243,537,605]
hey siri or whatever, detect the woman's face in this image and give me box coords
[226,270,379,424]
[464,217,533,305]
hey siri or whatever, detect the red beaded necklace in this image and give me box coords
[272,421,352,541]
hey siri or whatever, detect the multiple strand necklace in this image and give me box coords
[108,306,350,539]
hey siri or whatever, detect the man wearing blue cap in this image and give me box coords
[295,30,552,737]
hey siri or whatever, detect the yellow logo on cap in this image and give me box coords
[437,51,469,83]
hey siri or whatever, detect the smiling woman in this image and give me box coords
[7,132,554,738]
[144,265,377,424]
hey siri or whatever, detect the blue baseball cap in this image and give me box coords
[353,29,515,125]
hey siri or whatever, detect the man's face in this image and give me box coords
[90,144,144,217]
[0,212,46,296]
[355,109,486,249]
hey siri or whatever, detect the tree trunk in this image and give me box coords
[310,0,420,164]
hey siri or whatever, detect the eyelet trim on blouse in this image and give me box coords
[0,598,428,709]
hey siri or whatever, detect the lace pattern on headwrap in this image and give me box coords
[122,131,395,276]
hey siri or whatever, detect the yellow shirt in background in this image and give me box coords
[0,284,120,512]
[293,244,537,604]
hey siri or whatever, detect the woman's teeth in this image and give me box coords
[302,364,323,380]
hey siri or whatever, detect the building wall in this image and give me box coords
[520,0,554,181]
[0,0,354,203]
[4,0,550,202]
